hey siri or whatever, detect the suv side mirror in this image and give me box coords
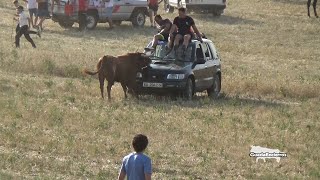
[196,58,206,64]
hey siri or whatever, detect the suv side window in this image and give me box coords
[208,42,218,59]
[196,43,204,59]
[203,43,213,59]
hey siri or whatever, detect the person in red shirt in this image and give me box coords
[78,0,87,31]
[147,0,158,27]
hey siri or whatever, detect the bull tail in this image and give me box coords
[83,58,103,76]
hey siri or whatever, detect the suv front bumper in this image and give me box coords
[136,79,187,95]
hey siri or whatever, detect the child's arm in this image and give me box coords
[145,173,151,180]
[118,170,126,180]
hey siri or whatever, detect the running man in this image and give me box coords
[14,6,40,48]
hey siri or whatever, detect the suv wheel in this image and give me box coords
[58,21,74,28]
[183,78,194,100]
[131,10,146,27]
[207,74,221,98]
[212,9,223,16]
[86,14,98,30]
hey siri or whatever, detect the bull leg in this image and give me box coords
[308,0,312,17]
[107,81,113,100]
[99,74,105,99]
[313,0,318,17]
[121,83,128,99]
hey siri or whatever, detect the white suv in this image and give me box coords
[52,0,149,29]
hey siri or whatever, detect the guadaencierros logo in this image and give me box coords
[249,146,287,163]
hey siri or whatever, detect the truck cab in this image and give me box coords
[51,0,149,29]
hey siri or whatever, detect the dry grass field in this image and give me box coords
[0,0,320,179]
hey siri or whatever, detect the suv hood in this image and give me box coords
[149,60,191,71]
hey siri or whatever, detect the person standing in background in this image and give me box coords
[78,0,87,31]
[147,0,159,28]
[23,0,38,28]
[13,0,21,34]
[35,0,49,31]
[104,0,114,29]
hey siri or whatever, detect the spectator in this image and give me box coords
[147,0,158,27]
[146,15,172,51]
[23,0,38,28]
[118,134,152,180]
[168,7,203,55]
[14,6,40,48]
[104,0,114,29]
[35,0,49,31]
[78,0,87,31]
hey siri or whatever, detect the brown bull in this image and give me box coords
[84,53,151,100]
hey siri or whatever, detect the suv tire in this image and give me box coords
[131,9,146,27]
[207,74,221,98]
[86,14,98,30]
[183,78,194,100]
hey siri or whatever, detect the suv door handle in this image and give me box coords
[205,66,208,68]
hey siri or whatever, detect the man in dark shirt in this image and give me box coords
[78,0,87,31]
[168,7,203,52]
[147,15,172,50]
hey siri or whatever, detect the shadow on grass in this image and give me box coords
[45,24,155,41]
[193,14,262,26]
[272,0,306,5]
[136,93,288,109]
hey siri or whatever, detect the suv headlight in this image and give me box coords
[136,72,142,78]
[167,74,185,80]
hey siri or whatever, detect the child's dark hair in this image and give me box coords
[178,7,186,13]
[155,15,162,19]
[13,0,18,4]
[132,134,148,153]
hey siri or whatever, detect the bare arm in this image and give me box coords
[159,23,170,33]
[192,24,203,41]
[169,24,177,35]
[118,170,126,180]
[145,173,151,180]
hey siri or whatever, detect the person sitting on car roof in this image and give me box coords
[146,15,172,51]
[168,7,203,55]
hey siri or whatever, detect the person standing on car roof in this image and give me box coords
[78,0,88,31]
[168,7,203,55]
[104,0,114,30]
[147,0,159,28]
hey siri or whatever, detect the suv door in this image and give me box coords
[193,42,207,91]
[113,0,135,20]
[202,42,216,89]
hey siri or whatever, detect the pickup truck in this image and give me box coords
[51,0,149,29]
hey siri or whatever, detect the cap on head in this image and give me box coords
[178,7,186,13]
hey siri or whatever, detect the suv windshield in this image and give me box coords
[150,42,195,62]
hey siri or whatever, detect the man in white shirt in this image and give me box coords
[14,6,40,48]
[23,0,37,28]
[104,0,114,29]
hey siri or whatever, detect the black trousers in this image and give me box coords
[16,24,20,33]
[15,25,37,48]
[78,11,87,31]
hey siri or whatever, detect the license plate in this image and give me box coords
[143,82,163,88]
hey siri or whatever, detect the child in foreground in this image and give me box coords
[118,134,152,180]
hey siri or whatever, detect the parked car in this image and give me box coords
[164,0,227,16]
[51,0,149,29]
[136,38,222,100]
